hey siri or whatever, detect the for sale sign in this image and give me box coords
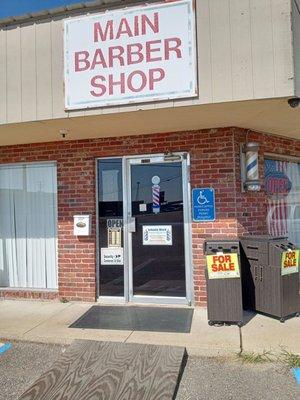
[206,253,240,279]
[281,250,299,276]
[64,0,197,110]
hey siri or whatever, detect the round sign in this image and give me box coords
[265,171,292,197]
[151,175,160,185]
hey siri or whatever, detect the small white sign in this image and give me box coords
[73,215,91,236]
[143,225,172,246]
[151,175,160,185]
[101,248,124,265]
[139,203,147,212]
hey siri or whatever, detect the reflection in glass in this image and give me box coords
[265,159,300,247]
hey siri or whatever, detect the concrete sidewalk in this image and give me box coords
[0,300,299,356]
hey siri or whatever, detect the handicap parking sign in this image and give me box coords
[192,188,216,222]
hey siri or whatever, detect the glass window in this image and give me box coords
[265,158,300,246]
[131,163,183,216]
[98,159,124,296]
[0,163,58,289]
[130,162,186,297]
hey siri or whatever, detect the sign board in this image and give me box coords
[265,159,292,197]
[107,218,123,228]
[281,250,299,276]
[101,248,124,265]
[73,215,91,236]
[64,0,197,110]
[143,225,172,245]
[192,188,216,222]
[206,253,240,279]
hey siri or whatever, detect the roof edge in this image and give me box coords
[0,0,146,27]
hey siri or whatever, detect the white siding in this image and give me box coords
[21,23,36,121]
[0,0,295,125]
[292,0,300,96]
[0,29,7,123]
[6,26,22,123]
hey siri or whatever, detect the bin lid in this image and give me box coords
[239,235,287,241]
[204,237,239,243]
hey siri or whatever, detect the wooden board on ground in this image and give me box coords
[18,340,186,400]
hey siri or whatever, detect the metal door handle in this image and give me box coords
[260,267,263,282]
[128,217,136,233]
[254,266,258,280]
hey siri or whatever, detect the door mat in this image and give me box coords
[69,306,194,333]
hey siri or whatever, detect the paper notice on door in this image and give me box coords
[101,248,123,265]
[143,225,172,246]
[139,203,147,212]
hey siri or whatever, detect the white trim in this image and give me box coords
[130,295,188,305]
[264,153,300,163]
[97,296,126,304]
[0,160,57,168]
[0,287,58,292]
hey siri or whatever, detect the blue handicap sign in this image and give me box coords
[192,188,216,222]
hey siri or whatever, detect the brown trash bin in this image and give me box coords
[240,235,300,322]
[204,239,243,326]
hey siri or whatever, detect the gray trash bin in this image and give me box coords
[204,239,243,326]
[240,235,300,322]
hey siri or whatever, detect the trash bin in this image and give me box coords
[204,239,243,326]
[240,235,300,322]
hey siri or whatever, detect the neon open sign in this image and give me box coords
[265,171,292,196]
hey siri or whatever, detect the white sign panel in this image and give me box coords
[101,248,124,265]
[64,0,197,109]
[143,225,172,246]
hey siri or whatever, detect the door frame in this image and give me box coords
[96,152,194,305]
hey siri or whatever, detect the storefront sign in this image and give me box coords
[206,253,240,279]
[101,248,124,265]
[192,188,216,222]
[143,225,172,245]
[281,250,299,276]
[64,0,197,109]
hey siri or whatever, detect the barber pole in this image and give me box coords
[151,175,161,214]
[246,151,258,181]
[243,142,260,191]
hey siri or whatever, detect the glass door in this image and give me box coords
[126,155,189,303]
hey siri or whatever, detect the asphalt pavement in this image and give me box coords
[0,340,299,400]
[176,356,300,400]
[0,341,65,400]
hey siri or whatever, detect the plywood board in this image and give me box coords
[18,340,186,400]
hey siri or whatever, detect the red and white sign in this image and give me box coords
[64,0,197,110]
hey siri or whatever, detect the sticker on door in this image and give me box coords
[101,248,124,265]
[143,225,172,246]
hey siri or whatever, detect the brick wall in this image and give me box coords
[0,127,299,305]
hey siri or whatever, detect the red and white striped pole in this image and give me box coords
[152,175,161,214]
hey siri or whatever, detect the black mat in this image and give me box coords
[69,306,194,333]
